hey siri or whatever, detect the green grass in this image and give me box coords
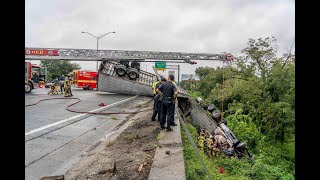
[157,132,164,140]
[111,116,118,120]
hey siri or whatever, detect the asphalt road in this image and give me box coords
[25,87,145,180]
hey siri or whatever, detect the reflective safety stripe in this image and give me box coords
[77,80,96,83]
[152,81,159,94]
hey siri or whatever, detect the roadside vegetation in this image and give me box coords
[40,60,81,81]
[180,37,295,179]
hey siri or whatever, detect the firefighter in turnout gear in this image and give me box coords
[206,137,213,158]
[203,130,210,154]
[198,131,205,150]
[64,74,72,97]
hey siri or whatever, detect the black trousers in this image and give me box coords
[60,85,64,92]
[152,95,161,121]
[160,99,174,128]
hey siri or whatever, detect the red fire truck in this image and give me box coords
[72,70,97,90]
[25,61,47,93]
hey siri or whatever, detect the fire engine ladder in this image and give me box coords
[25,47,232,62]
[25,47,233,96]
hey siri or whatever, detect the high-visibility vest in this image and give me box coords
[152,81,160,94]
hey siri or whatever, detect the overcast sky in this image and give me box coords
[26,0,295,79]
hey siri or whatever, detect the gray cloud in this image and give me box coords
[26,0,295,76]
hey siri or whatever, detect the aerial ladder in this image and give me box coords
[25,47,234,96]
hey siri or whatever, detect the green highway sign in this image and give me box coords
[155,61,166,70]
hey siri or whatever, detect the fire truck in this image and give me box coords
[25,61,47,93]
[72,70,97,90]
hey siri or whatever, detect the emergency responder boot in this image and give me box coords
[170,122,178,126]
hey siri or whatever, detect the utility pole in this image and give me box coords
[82,31,116,71]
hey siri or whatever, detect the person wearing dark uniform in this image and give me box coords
[59,75,65,93]
[151,77,166,121]
[156,75,178,131]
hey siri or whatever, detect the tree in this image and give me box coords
[241,37,278,83]
[40,60,81,81]
[195,66,213,80]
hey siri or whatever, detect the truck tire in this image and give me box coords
[207,104,216,112]
[115,65,127,76]
[128,70,138,80]
[25,82,32,93]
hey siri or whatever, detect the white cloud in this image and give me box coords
[26,0,295,77]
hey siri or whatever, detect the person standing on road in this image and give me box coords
[59,75,65,93]
[156,75,177,131]
[151,77,166,121]
[64,74,72,97]
[152,77,160,108]
[69,75,73,96]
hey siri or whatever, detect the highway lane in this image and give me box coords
[25,87,149,180]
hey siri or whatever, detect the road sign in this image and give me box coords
[155,61,166,70]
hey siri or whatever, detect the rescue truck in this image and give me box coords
[72,70,97,90]
[25,61,47,93]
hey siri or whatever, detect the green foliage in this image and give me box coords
[195,66,213,80]
[184,36,295,179]
[226,109,261,153]
[40,60,81,81]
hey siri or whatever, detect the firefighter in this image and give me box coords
[213,128,228,157]
[156,75,177,131]
[198,131,205,150]
[203,130,210,154]
[206,136,214,158]
[69,75,73,96]
[64,74,72,97]
[151,77,166,121]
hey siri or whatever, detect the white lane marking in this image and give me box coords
[25,96,138,136]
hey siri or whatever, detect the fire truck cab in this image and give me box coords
[25,61,47,93]
[72,70,97,90]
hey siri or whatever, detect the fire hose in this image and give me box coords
[25,97,152,115]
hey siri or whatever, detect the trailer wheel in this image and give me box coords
[25,82,32,93]
[115,66,127,76]
[128,71,138,80]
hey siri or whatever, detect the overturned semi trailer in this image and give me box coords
[97,60,188,97]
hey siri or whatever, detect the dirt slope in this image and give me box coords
[65,101,161,180]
